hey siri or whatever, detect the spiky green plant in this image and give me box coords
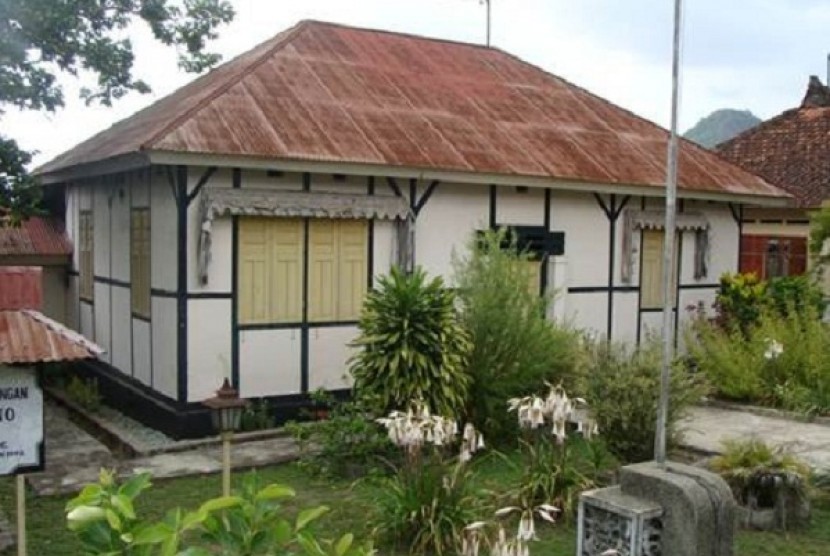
[349,266,471,418]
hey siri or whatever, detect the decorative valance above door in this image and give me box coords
[620,209,710,283]
[197,188,410,284]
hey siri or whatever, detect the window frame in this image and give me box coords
[79,210,94,302]
[640,229,679,310]
[131,207,151,319]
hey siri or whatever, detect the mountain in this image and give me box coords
[684,109,762,149]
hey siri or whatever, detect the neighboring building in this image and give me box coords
[0,217,73,321]
[36,21,788,437]
[718,76,830,279]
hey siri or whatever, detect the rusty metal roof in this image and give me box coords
[718,77,830,208]
[38,20,787,200]
[0,310,103,365]
[0,217,72,259]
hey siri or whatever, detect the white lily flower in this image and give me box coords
[494,506,520,517]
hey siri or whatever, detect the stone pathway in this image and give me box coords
[23,401,830,497]
[680,405,830,471]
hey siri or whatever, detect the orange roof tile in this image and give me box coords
[718,77,830,208]
[39,20,787,201]
[0,310,103,365]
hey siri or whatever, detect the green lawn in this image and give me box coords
[1,457,829,555]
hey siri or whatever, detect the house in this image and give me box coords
[717,76,830,280]
[36,20,789,437]
[0,217,73,322]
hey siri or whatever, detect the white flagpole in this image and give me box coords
[654,0,684,466]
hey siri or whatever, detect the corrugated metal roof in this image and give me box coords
[38,20,787,200]
[0,217,72,258]
[0,310,103,365]
[718,77,830,208]
[0,267,42,311]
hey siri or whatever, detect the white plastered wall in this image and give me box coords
[415,182,489,280]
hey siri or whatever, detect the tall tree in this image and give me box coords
[0,0,235,223]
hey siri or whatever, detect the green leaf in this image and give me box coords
[111,494,136,520]
[132,523,173,545]
[105,509,122,532]
[335,533,354,556]
[295,506,329,532]
[254,484,295,501]
[119,473,152,499]
[198,495,243,514]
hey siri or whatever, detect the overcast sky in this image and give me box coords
[6,0,830,167]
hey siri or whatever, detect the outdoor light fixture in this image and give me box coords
[203,378,248,496]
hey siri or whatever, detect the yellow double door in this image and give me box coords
[238,218,368,325]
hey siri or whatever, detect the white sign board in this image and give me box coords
[0,366,44,475]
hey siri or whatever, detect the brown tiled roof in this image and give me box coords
[717,77,830,208]
[0,310,103,364]
[0,217,72,259]
[38,20,787,201]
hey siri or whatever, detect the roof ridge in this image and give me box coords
[143,20,312,150]
[490,46,787,195]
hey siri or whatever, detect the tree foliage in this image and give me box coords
[0,0,235,220]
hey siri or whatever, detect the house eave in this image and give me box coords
[35,152,152,184]
[147,150,793,208]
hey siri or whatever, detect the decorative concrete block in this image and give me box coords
[578,485,663,556]
[620,461,736,556]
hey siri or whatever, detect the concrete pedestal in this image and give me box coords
[619,461,736,556]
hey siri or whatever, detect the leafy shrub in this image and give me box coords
[287,398,395,479]
[766,275,826,318]
[66,469,374,556]
[689,305,830,414]
[375,460,479,555]
[579,338,705,464]
[239,398,275,432]
[373,403,485,555]
[66,375,102,412]
[504,384,612,521]
[715,272,767,332]
[349,266,471,418]
[711,438,810,511]
[453,228,583,441]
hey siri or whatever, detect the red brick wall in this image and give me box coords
[0,266,42,310]
[740,235,807,279]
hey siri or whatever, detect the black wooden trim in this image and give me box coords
[310,320,360,328]
[151,288,178,298]
[641,307,679,314]
[674,229,683,347]
[489,185,497,228]
[414,180,440,215]
[594,193,631,341]
[239,322,303,331]
[636,196,646,344]
[541,189,552,296]
[94,275,130,288]
[301,171,311,394]
[678,283,720,290]
[788,219,810,225]
[231,167,241,390]
[368,176,375,288]
[386,177,403,198]
[567,285,639,294]
[130,181,136,382]
[175,165,188,403]
[408,178,417,211]
[132,312,151,323]
[728,203,741,225]
[237,321,359,331]
[67,268,79,276]
[185,166,217,205]
[188,292,233,300]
